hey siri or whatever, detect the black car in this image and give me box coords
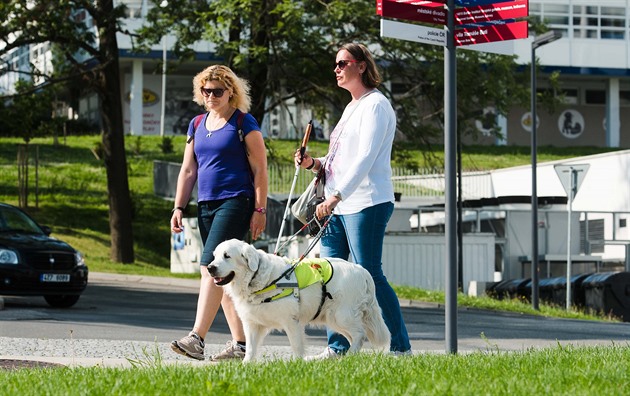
[0,203,88,308]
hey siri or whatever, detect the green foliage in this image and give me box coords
[2,345,630,395]
[159,136,174,154]
[136,0,545,147]
[0,81,54,142]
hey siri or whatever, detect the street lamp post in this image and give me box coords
[159,0,169,137]
[531,30,562,310]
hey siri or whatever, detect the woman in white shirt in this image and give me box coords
[296,43,412,359]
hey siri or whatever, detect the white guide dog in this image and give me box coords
[207,239,391,362]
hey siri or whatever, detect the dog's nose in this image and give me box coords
[207,264,217,276]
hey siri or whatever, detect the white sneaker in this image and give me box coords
[210,340,246,361]
[305,347,342,361]
[170,331,205,360]
[391,349,413,357]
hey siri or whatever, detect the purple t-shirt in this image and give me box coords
[187,110,259,202]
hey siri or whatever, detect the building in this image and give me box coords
[504,0,630,148]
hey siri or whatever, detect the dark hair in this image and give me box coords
[339,43,381,89]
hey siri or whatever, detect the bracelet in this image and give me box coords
[171,206,185,214]
[305,158,316,170]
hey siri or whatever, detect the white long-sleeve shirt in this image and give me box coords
[320,89,396,215]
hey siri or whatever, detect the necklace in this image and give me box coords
[206,108,234,138]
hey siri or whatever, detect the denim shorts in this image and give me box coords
[197,195,253,266]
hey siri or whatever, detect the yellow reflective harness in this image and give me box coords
[253,258,334,320]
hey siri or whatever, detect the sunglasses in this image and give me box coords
[200,87,226,98]
[334,59,358,70]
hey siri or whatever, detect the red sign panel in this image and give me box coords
[376,0,447,25]
[455,0,528,24]
[455,20,528,46]
[377,0,528,26]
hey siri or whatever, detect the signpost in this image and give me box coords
[377,0,529,354]
[554,164,590,310]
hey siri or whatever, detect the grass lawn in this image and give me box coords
[2,344,629,395]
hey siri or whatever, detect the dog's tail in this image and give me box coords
[363,278,391,352]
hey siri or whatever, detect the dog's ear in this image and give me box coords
[241,243,259,272]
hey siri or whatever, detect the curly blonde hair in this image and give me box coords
[192,65,251,112]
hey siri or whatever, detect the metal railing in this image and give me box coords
[267,164,491,199]
[156,160,490,200]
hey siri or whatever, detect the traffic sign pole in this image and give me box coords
[554,164,590,310]
[444,0,458,355]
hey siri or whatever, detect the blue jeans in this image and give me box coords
[198,196,253,265]
[320,201,411,353]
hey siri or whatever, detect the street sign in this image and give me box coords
[456,0,515,5]
[456,0,527,25]
[377,1,447,25]
[553,163,589,311]
[455,20,527,46]
[554,164,590,199]
[381,19,515,55]
[381,19,446,46]
[377,0,527,26]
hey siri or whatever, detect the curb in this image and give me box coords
[89,272,200,289]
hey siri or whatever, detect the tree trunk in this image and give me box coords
[95,0,135,263]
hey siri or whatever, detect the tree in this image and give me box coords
[137,0,537,169]
[137,0,379,129]
[0,0,134,263]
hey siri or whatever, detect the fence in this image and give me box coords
[267,164,492,200]
[156,160,492,201]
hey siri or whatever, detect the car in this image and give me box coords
[0,203,88,308]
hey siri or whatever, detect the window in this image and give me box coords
[585,90,605,105]
[561,89,578,105]
[534,2,627,40]
[619,91,630,106]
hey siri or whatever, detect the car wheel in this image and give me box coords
[44,295,80,308]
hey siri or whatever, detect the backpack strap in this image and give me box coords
[187,113,206,144]
[236,110,248,156]
[193,113,205,131]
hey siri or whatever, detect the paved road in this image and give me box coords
[1,272,628,367]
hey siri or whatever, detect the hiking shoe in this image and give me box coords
[210,340,246,361]
[305,347,342,361]
[170,331,205,360]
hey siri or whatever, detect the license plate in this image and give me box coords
[41,274,71,282]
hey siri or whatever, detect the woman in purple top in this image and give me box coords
[169,65,268,361]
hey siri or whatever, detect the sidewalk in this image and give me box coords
[0,272,371,368]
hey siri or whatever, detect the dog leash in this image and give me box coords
[262,214,334,296]
[273,214,332,259]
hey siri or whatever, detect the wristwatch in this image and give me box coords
[254,207,267,214]
[332,190,343,200]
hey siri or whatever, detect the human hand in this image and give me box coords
[294,149,313,169]
[316,197,339,219]
[171,211,184,233]
[250,212,266,240]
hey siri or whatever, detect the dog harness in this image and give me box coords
[253,258,334,320]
